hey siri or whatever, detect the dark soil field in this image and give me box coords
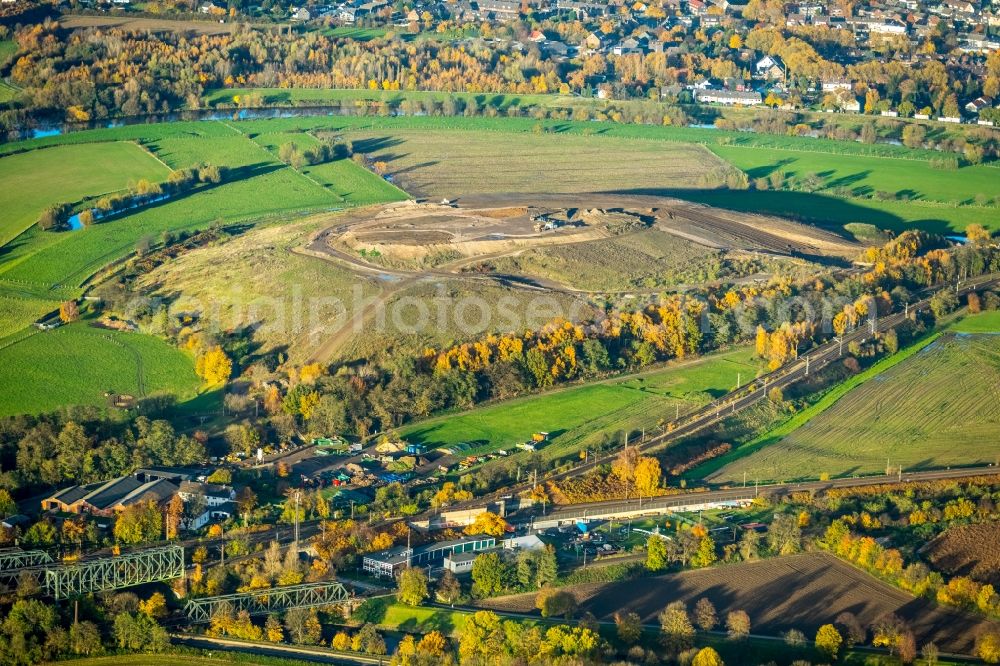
[478,553,997,655]
[925,523,1000,587]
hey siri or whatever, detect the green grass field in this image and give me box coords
[339,127,726,197]
[0,323,201,416]
[0,81,18,103]
[400,347,758,459]
[711,144,999,207]
[707,330,1000,483]
[321,25,389,40]
[248,130,407,205]
[0,39,16,65]
[227,113,996,232]
[950,310,1000,333]
[0,122,392,326]
[0,141,169,245]
[0,295,59,339]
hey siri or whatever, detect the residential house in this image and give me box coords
[583,31,606,50]
[754,54,785,80]
[695,88,763,105]
[687,0,708,14]
[477,0,520,18]
[965,96,994,113]
[822,78,853,92]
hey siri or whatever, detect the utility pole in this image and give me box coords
[294,490,301,551]
[743,471,747,488]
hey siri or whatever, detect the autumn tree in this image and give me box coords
[165,493,184,540]
[692,647,725,666]
[59,300,80,323]
[464,511,508,537]
[634,456,662,496]
[139,592,167,619]
[265,614,284,642]
[872,613,907,655]
[436,569,462,606]
[535,585,577,619]
[471,552,509,597]
[694,597,717,631]
[726,610,750,641]
[398,567,429,606]
[196,346,232,385]
[659,601,695,654]
[978,631,1000,664]
[815,623,843,659]
[458,611,507,665]
[114,500,163,545]
[615,611,642,644]
[646,535,668,571]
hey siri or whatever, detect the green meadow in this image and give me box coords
[0,141,169,245]
[0,323,201,417]
[400,347,757,459]
[0,119,407,416]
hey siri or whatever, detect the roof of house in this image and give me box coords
[178,481,234,499]
[116,478,178,508]
[445,550,482,563]
[46,475,179,512]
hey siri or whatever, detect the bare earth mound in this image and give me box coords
[477,553,996,654]
[925,523,1000,587]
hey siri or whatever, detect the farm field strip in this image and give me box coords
[476,552,998,654]
[336,127,726,198]
[707,329,1000,484]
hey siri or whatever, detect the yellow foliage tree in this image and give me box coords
[634,457,662,496]
[196,346,232,385]
[464,511,508,537]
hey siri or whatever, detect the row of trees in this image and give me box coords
[3,17,996,158]
[5,415,205,491]
[36,162,225,232]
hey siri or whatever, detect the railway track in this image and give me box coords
[431,274,1000,514]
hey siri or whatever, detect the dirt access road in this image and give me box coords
[297,194,859,362]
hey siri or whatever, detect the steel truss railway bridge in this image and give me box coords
[0,545,184,600]
[184,581,353,622]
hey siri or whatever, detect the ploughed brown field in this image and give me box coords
[926,523,1000,588]
[477,553,997,654]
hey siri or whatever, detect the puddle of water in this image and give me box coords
[66,193,172,231]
